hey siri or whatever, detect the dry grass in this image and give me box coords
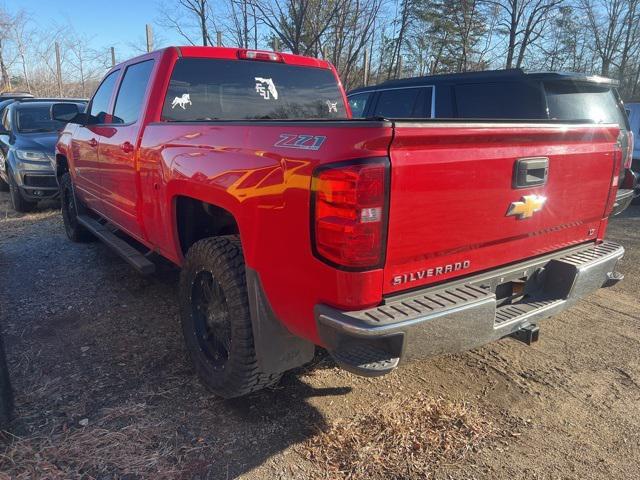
[302,393,495,480]
[0,403,194,480]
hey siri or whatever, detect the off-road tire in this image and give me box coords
[60,173,94,242]
[8,168,36,213]
[179,236,282,398]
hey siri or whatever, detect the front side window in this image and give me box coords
[373,87,431,118]
[348,92,371,118]
[89,70,120,123]
[162,58,347,121]
[113,60,154,124]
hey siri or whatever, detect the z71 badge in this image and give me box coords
[274,133,326,151]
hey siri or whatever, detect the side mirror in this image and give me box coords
[51,103,84,124]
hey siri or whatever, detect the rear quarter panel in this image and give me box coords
[138,121,392,342]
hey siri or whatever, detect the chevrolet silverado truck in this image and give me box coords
[53,47,626,398]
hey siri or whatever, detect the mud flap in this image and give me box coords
[245,268,315,375]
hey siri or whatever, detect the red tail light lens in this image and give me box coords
[237,49,283,62]
[625,131,634,169]
[311,158,389,269]
[604,148,622,217]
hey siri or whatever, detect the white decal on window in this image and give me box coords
[326,100,338,113]
[255,77,278,100]
[171,94,192,109]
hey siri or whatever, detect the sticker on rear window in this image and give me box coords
[255,77,278,100]
[171,93,192,109]
[326,100,338,113]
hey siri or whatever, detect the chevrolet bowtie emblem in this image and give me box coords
[507,195,547,219]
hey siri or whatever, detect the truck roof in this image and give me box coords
[116,46,332,71]
[349,68,618,96]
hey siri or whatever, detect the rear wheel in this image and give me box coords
[179,236,281,398]
[8,168,36,213]
[60,173,94,242]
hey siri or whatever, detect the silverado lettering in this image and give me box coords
[392,261,472,286]
[53,46,625,398]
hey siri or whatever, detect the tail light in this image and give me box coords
[311,158,389,270]
[604,148,622,217]
[237,49,283,62]
[625,131,634,169]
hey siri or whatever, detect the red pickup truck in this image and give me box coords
[53,47,625,398]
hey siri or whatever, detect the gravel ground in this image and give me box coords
[0,191,639,479]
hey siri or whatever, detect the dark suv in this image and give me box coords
[0,99,86,212]
[348,69,637,214]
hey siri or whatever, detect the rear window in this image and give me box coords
[454,82,544,119]
[544,82,627,128]
[162,58,347,121]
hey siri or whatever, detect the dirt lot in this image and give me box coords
[0,190,639,479]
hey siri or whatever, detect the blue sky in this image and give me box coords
[4,0,182,56]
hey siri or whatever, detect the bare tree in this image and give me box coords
[581,0,628,76]
[251,0,346,56]
[66,31,106,97]
[326,0,384,89]
[158,0,216,46]
[0,8,16,90]
[488,0,564,69]
[227,0,258,49]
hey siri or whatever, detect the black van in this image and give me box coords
[348,69,637,213]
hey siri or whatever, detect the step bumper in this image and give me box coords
[315,241,624,377]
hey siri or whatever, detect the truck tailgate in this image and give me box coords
[384,122,620,294]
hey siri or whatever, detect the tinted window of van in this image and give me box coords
[455,82,544,119]
[348,92,371,118]
[544,82,627,128]
[373,87,431,118]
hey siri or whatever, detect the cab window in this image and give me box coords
[113,60,154,124]
[89,70,120,123]
[348,92,371,118]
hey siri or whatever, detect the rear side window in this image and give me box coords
[348,92,371,118]
[113,60,154,124]
[162,58,347,121]
[89,70,120,122]
[544,82,627,128]
[373,87,432,118]
[455,82,544,119]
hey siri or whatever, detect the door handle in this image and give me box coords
[88,138,98,148]
[120,141,134,153]
[513,157,549,188]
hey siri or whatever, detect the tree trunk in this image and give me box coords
[0,40,10,91]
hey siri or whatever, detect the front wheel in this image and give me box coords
[60,173,94,242]
[8,169,36,213]
[179,236,281,398]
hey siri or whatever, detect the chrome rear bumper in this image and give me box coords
[316,241,624,376]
